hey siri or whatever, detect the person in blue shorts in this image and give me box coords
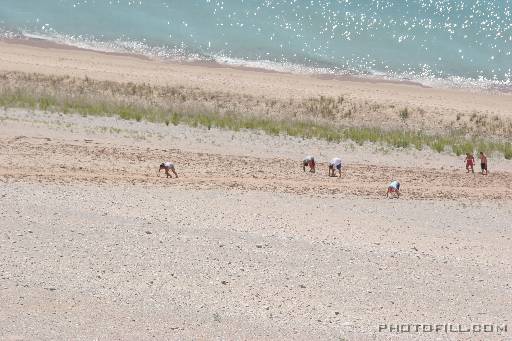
[328,158,343,177]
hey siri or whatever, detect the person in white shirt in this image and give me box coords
[159,161,178,178]
[386,180,400,198]
[328,158,343,177]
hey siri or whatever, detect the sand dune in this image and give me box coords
[1,110,511,340]
[1,38,512,341]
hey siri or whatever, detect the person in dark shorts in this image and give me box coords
[303,155,316,173]
[479,152,488,175]
[328,158,343,177]
[159,161,178,178]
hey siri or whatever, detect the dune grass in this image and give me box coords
[1,87,511,159]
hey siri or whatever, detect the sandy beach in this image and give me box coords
[1,39,512,138]
[1,40,512,340]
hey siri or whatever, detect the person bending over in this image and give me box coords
[386,180,401,198]
[159,161,178,178]
[303,155,316,173]
[328,158,343,177]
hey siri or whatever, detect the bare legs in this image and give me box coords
[163,168,178,178]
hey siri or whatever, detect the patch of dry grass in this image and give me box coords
[1,71,511,159]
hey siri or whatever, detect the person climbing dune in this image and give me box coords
[303,155,316,173]
[159,161,178,178]
[386,180,401,198]
[328,157,343,177]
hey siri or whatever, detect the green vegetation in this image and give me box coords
[1,87,511,159]
[399,107,409,121]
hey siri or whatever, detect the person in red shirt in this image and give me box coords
[464,153,475,173]
[302,156,316,173]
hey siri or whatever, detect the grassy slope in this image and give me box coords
[1,76,511,159]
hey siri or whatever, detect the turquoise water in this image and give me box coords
[0,0,510,89]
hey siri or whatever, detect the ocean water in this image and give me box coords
[0,0,510,89]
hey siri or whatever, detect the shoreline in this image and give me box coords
[1,36,510,93]
[1,36,151,61]
[2,36,426,87]
[0,36,501,92]
[1,36,510,94]
[4,35,512,94]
